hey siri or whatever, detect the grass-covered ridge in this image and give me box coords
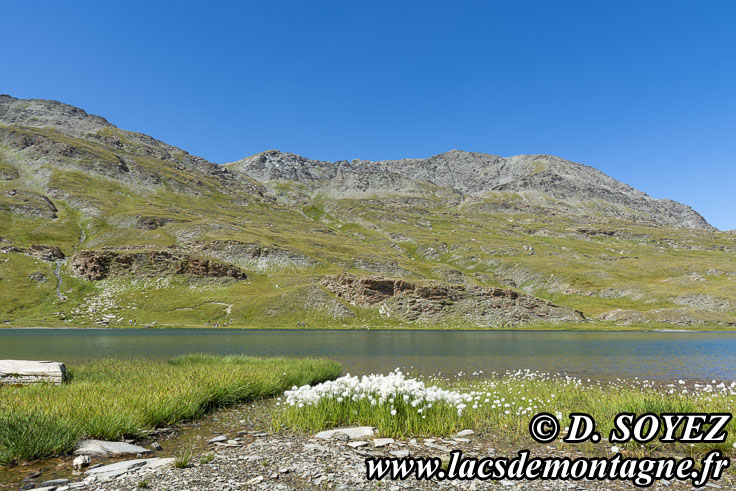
[0,355,340,464]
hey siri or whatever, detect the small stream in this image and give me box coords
[52,260,66,302]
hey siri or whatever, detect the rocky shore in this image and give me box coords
[19,428,729,490]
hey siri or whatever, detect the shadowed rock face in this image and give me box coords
[228,149,711,230]
[0,189,58,218]
[26,245,65,261]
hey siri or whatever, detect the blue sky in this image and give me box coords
[2,1,735,229]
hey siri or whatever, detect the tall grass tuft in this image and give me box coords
[0,355,340,465]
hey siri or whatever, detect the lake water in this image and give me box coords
[1,328,735,380]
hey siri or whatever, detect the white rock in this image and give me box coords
[453,437,471,443]
[0,360,66,385]
[38,479,70,488]
[73,454,91,469]
[347,441,369,448]
[455,429,474,437]
[207,435,228,444]
[373,438,394,448]
[85,457,174,480]
[246,476,264,485]
[74,440,151,457]
[314,427,375,440]
[85,459,146,475]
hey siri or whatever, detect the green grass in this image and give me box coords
[0,355,340,465]
[199,453,215,465]
[173,446,194,469]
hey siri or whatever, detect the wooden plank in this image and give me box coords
[0,360,67,385]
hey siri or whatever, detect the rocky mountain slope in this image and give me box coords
[228,149,711,229]
[1,94,734,329]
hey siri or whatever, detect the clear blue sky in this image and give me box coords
[2,1,735,229]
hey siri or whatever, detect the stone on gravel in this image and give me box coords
[207,435,228,444]
[389,450,410,458]
[303,443,329,452]
[40,478,70,487]
[314,427,375,440]
[150,442,163,451]
[424,442,452,452]
[74,440,151,457]
[373,438,394,448]
[455,429,474,437]
[346,441,369,448]
[246,475,264,485]
[330,432,350,442]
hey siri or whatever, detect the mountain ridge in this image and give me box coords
[227,148,712,230]
[1,94,734,330]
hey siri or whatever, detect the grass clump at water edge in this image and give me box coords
[0,355,340,465]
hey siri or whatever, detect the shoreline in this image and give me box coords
[4,382,735,490]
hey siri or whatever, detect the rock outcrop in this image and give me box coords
[322,273,585,326]
[70,250,247,281]
[0,189,58,218]
[192,240,316,270]
[25,244,65,261]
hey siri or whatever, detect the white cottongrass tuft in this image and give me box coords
[284,370,475,413]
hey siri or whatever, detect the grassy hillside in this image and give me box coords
[1,100,735,330]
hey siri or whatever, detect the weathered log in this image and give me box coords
[0,360,67,385]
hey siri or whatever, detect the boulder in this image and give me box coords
[85,457,174,480]
[74,440,151,457]
[73,454,91,470]
[0,360,66,385]
[207,435,228,444]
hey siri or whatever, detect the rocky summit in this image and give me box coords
[229,149,712,230]
[1,94,734,329]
